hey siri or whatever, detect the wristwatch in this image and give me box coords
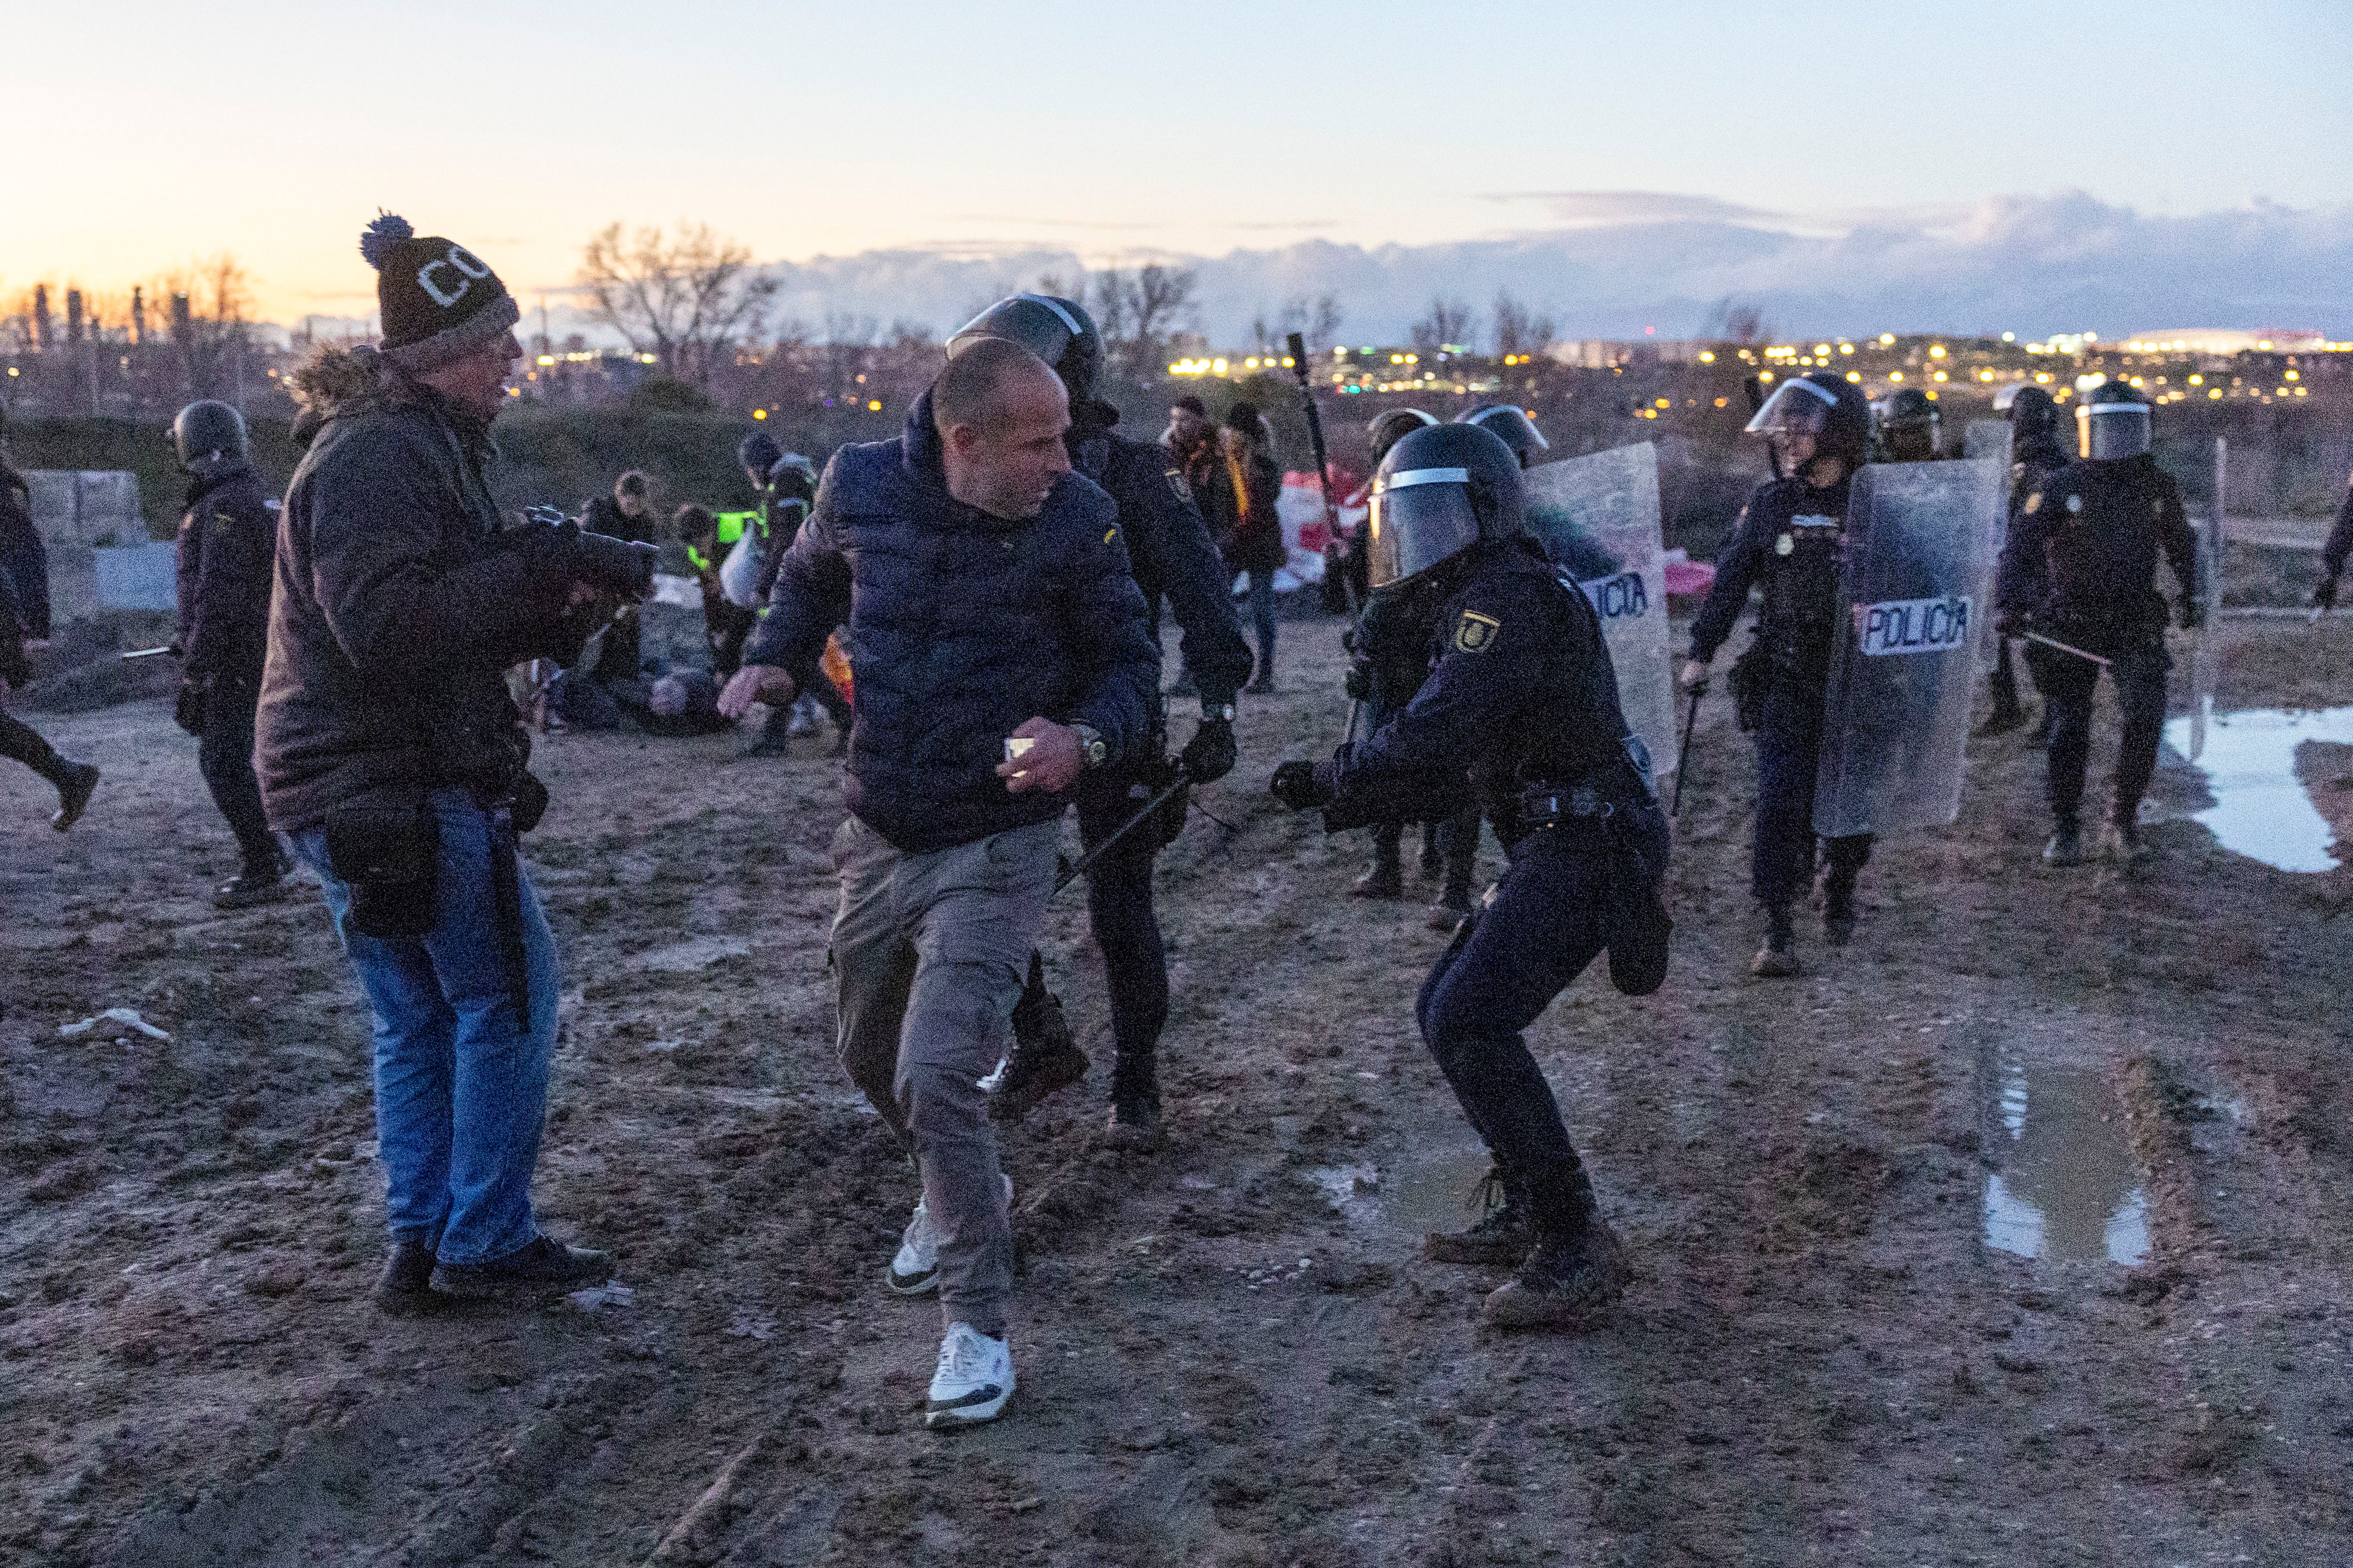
[1202,701,1236,722]
[1071,723,1109,769]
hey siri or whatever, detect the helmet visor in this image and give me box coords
[1367,467,1481,588]
[2078,401,2150,461]
[1744,377,1841,439]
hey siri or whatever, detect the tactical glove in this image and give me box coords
[1269,760,1332,812]
[173,677,208,737]
[2178,595,2203,632]
[2315,576,2339,612]
[1179,716,1237,783]
[1343,659,1372,701]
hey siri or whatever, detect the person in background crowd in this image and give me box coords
[675,504,757,677]
[2313,463,2353,613]
[578,470,654,689]
[170,399,288,906]
[0,410,99,832]
[1217,401,1283,693]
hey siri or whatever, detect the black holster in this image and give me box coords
[1728,642,1769,734]
[324,790,439,938]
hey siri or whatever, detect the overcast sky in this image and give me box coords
[9,0,2350,329]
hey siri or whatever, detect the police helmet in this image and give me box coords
[1998,384,2061,441]
[1872,387,1941,461]
[737,430,783,478]
[1457,404,1550,469]
[172,400,248,474]
[1745,371,1870,471]
[1365,407,1439,468]
[948,294,1104,403]
[768,452,817,505]
[2077,380,2151,461]
[1365,423,1526,590]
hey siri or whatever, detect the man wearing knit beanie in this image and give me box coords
[257,213,617,1313]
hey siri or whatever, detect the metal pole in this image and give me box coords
[1285,331,1351,612]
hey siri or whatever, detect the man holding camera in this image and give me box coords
[719,338,1159,1428]
[258,214,641,1312]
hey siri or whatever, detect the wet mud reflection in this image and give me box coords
[1983,1056,2147,1266]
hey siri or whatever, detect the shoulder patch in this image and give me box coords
[1163,466,1192,505]
[1104,527,1120,545]
[1453,610,1500,655]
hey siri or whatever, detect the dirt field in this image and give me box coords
[3,613,2350,1568]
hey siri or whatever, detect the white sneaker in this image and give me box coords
[925,1322,1014,1429]
[885,1174,1012,1297]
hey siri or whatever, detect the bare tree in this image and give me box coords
[578,221,779,384]
[149,254,256,400]
[1130,264,1197,346]
[1273,293,1344,355]
[1491,290,1556,358]
[1409,296,1474,356]
[1087,270,1135,344]
[1703,296,1772,346]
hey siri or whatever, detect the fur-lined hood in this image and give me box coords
[289,342,500,455]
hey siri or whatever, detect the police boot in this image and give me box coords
[214,852,291,911]
[2101,810,2151,868]
[1481,1171,1625,1329]
[2043,816,2085,867]
[1427,880,1476,933]
[1749,904,1800,978]
[1425,1166,1537,1265]
[1105,1051,1164,1152]
[987,954,1088,1122]
[1821,868,1859,947]
[1246,656,1275,696]
[48,760,100,832]
[1352,838,1404,900]
[1977,698,2026,736]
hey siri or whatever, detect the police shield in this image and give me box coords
[2187,441,2225,760]
[1811,459,2007,838]
[1520,442,1675,783]
[1962,419,2012,469]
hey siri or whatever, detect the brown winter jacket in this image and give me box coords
[255,346,590,831]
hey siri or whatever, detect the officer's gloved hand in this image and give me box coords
[1269,760,1333,812]
[2314,576,2339,612]
[1180,716,1237,783]
[2178,595,2204,632]
[1678,657,1713,695]
[1343,658,1372,701]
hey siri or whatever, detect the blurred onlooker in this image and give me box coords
[580,471,654,686]
[1217,401,1283,693]
[675,504,757,676]
[734,434,850,753]
[0,417,99,831]
[170,399,288,906]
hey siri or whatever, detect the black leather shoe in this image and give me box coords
[429,1235,612,1303]
[375,1237,440,1314]
[51,761,100,832]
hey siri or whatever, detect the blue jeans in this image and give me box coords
[1245,568,1277,677]
[292,789,560,1265]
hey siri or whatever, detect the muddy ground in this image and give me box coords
[3,611,2351,1568]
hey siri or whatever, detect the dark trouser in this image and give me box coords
[1436,801,1479,894]
[198,677,279,871]
[2039,632,2169,825]
[0,706,64,782]
[1244,568,1277,676]
[1415,812,1665,1233]
[1752,676,1873,909]
[796,660,852,729]
[1074,766,1170,1079]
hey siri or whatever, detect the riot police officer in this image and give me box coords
[2313,464,2352,612]
[1271,422,1670,1328]
[950,294,1254,1148]
[1997,381,2201,865]
[1681,370,1875,976]
[1984,384,2073,738]
[170,400,288,907]
[1348,408,1444,903]
[1872,387,1941,463]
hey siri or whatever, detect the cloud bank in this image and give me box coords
[747,192,2351,348]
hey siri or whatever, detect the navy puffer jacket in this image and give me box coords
[745,392,1160,853]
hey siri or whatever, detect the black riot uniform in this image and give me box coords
[950,294,1254,1148]
[1997,382,2200,864]
[1273,422,1670,1328]
[1986,386,2074,736]
[1686,370,1876,975]
[0,433,101,832]
[170,400,288,906]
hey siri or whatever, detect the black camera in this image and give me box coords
[512,504,658,598]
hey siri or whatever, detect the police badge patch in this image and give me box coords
[1454,610,1500,654]
[1163,466,1192,505]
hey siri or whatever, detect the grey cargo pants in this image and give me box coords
[828,814,1059,1336]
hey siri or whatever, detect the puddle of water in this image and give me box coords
[1982,1058,2147,1266]
[1304,1164,1380,1207]
[2162,706,2353,872]
[1375,1145,1498,1236]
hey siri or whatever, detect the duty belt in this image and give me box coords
[1520,782,1613,826]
